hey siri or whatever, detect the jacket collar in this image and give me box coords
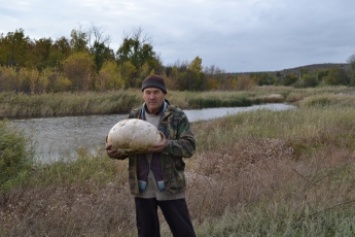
[141,100,168,120]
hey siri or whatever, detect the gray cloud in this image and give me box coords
[0,0,354,72]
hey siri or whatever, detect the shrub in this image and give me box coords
[0,121,32,190]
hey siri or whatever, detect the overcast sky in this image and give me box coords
[1,0,355,72]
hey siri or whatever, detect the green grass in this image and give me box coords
[0,120,33,191]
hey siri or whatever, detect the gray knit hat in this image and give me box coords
[141,75,167,94]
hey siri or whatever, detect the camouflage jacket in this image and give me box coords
[123,99,196,195]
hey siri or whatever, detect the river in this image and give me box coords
[9,103,295,163]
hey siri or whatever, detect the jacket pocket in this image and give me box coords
[174,158,185,171]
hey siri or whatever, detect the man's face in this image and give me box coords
[142,87,165,114]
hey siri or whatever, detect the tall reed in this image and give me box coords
[1,86,354,119]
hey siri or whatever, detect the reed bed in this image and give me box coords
[0,90,141,119]
[1,85,354,119]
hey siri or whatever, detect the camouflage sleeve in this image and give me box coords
[163,111,196,158]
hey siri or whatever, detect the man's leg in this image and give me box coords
[135,197,161,237]
[158,199,196,237]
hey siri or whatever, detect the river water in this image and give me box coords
[9,103,295,163]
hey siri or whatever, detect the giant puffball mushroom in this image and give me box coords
[107,119,162,155]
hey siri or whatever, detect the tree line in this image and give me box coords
[0,27,354,94]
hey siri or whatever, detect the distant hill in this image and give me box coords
[228,63,349,75]
[281,63,348,74]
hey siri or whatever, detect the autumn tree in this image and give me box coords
[48,37,71,67]
[168,60,190,90]
[188,56,206,90]
[70,28,89,53]
[325,67,350,85]
[302,73,319,87]
[282,73,298,86]
[116,28,162,87]
[167,57,207,91]
[62,52,95,91]
[88,26,115,72]
[18,68,40,94]
[27,37,53,69]
[165,65,180,90]
[97,60,125,91]
[42,68,71,92]
[0,66,18,92]
[251,72,276,86]
[0,29,30,67]
[235,74,255,90]
[347,54,355,86]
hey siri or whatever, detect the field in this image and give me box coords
[1,86,355,236]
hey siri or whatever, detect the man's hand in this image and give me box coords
[148,131,167,153]
[105,144,126,159]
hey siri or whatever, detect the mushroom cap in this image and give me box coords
[107,119,162,154]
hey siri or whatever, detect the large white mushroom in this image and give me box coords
[107,118,162,155]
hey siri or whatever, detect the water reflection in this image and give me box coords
[184,103,294,122]
[9,103,295,163]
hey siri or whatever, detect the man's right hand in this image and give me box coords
[105,144,126,159]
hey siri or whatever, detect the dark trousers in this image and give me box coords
[134,197,196,237]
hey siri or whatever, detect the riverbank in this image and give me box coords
[1,86,355,236]
[10,103,295,163]
[1,85,354,119]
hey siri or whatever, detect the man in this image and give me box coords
[106,75,197,237]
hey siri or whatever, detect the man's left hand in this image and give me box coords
[149,131,167,153]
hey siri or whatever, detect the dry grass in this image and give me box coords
[1,183,136,236]
[1,88,355,236]
[1,85,354,119]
